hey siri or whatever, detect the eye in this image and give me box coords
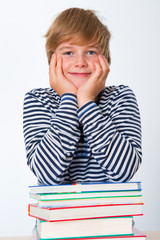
[63,51,73,55]
[87,50,97,55]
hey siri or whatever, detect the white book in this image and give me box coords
[36,217,133,239]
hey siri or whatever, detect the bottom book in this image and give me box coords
[36,225,146,240]
[36,217,133,239]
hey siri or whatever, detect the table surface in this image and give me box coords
[0,231,159,240]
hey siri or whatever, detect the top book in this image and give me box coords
[29,182,141,194]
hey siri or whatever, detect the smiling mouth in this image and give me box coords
[69,72,91,77]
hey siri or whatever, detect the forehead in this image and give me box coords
[56,41,100,51]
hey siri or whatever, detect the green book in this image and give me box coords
[30,190,142,201]
[35,195,143,208]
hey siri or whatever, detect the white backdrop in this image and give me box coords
[0,0,160,236]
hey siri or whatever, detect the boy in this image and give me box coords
[23,8,142,186]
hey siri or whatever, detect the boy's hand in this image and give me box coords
[49,53,77,96]
[77,55,110,108]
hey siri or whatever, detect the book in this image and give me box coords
[30,190,142,201]
[36,217,133,239]
[36,225,146,240]
[37,195,143,208]
[29,182,141,194]
[28,203,143,221]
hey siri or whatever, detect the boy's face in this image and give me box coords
[55,41,102,88]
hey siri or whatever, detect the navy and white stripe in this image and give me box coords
[23,85,142,184]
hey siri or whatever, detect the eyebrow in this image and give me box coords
[58,45,100,51]
[58,47,74,51]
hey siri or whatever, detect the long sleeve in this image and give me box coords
[77,85,142,182]
[23,89,81,184]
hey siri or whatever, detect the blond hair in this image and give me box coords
[44,8,111,65]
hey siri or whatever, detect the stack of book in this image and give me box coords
[28,181,146,240]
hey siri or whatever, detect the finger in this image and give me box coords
[56,56,64,78]
[49,54,57,89]
[49,53,57,74]
[92,62,102,80]
[98,54,108,68]
[98,55,110,78]
[103,56,110,71]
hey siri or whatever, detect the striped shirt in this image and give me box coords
[23,85,142,184]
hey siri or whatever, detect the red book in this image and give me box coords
[28,203,143,222]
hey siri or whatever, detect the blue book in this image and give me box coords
[29,181,141,194]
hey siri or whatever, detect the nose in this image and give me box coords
[74,54,88,68]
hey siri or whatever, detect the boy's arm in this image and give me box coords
[23,90,80,184]
[77,86,142,182]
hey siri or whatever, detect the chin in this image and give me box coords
[70,78,88,89]
[75,83,83,89]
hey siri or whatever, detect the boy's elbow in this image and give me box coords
[107,155,142,183]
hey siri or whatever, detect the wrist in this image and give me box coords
[77,97,94,108]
